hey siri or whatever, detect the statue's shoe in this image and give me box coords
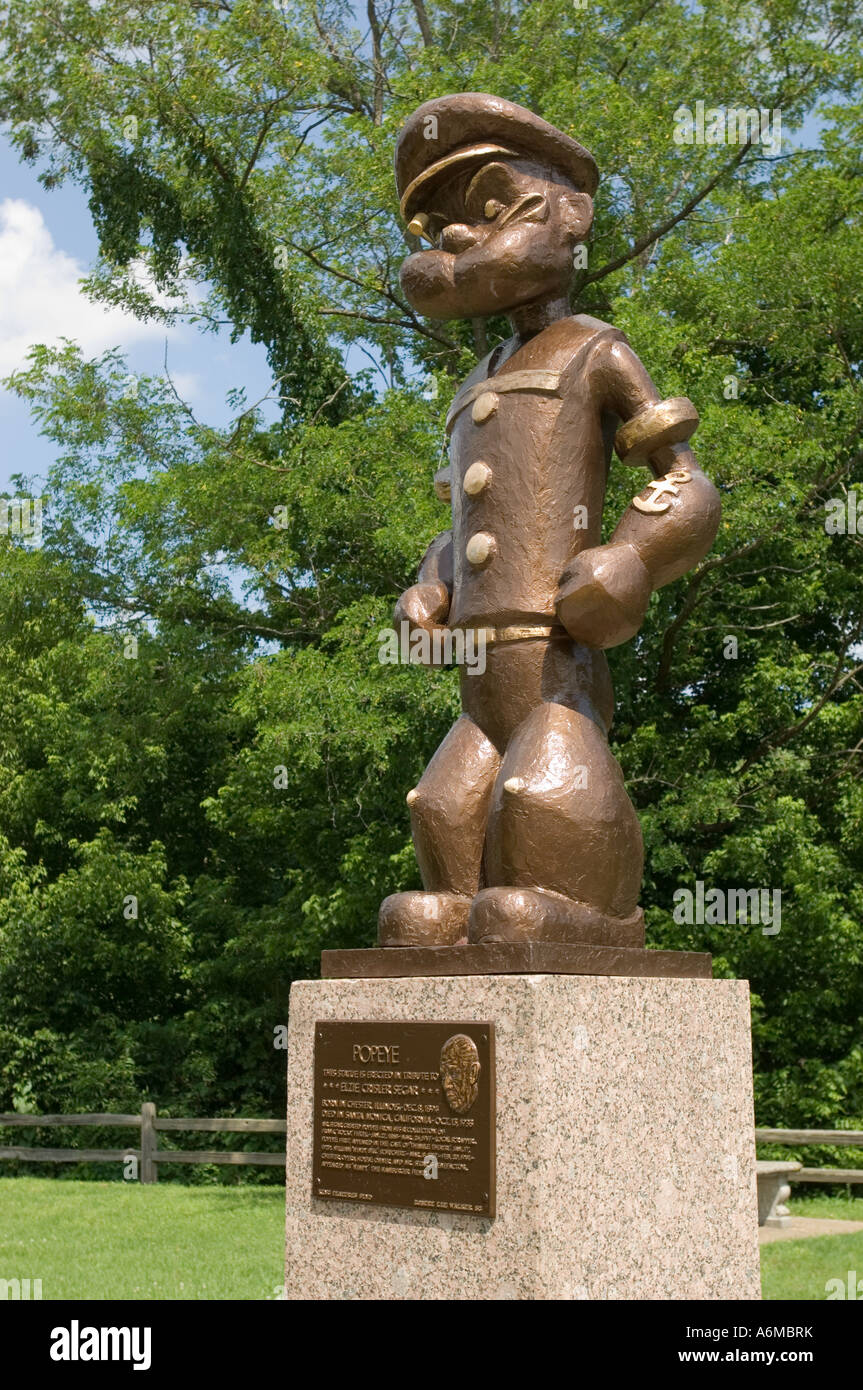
[378,890,471,946]
[468,886,644,948]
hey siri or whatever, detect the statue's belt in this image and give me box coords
[448,623,569,645]
[445,370,561,433]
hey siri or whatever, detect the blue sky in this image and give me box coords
[0,137,280,495]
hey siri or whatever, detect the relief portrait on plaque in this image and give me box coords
[440,1033,481,1114]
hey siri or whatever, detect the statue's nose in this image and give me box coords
[439,222,482,253]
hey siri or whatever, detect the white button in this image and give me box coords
[471,392,498,423]
[466,532,496,566]
[463,461,492,495]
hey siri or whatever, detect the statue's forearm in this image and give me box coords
[416,529,454,598]
[393,530,453,652]
[556,447,721,649]
[609,451,721,590]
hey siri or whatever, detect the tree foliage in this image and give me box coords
[0,0,861,1137]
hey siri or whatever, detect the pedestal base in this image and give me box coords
[322,941,711,979]
[285,974,760,1300]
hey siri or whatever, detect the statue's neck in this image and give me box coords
[507,295,570,345]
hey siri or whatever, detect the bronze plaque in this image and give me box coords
[312,1020,495,1217]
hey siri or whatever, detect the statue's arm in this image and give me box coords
[394,530,453,647]
[556,339,720,649]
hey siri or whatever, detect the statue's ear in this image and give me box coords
[559,190,594,243]
[468,1061,480,1084]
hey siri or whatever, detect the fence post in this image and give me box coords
[140,1102,157,1184]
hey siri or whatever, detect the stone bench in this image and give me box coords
[756,1160,801,1227]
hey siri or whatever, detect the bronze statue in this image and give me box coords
[380,94,720,950]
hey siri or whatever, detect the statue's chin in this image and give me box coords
[400,250,462,319]
[400,251,509,319]
[401,246,569,319]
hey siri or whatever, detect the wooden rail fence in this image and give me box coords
[0,1105,286,1182]
[0,1114,860,1185]
[755,1128,863,1186]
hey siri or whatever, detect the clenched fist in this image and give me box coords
[556,543,651,649]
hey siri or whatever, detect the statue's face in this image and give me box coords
[439,1035,481,1114]
[399,158,592,320]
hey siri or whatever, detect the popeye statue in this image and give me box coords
[379,94,720,950]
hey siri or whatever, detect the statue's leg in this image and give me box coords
[379,714,501,946]
[469,701,644,946]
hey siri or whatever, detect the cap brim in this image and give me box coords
[400,143,519,220]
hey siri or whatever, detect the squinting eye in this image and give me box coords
[484,199,504,220]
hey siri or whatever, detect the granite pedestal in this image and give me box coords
[284,973,761,1300]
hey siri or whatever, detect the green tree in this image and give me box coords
[0,0,861,1137]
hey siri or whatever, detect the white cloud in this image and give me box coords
[0,198,180,376]
[166,370,203,400]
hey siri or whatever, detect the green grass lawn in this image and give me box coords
[760,1232,863,1301]
[1,1176,861,1300]
[0,1177,285,1300]
[780,1191,863,1221]
[758,1191,863,1301]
